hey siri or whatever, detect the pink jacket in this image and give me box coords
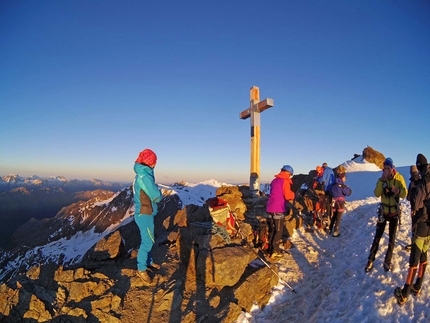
[266,172,295,213]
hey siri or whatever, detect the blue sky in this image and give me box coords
[1,0,429,184]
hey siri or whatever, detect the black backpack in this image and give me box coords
[423,175,430,216]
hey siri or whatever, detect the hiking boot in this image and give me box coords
[404,244,412,251]
[270,252,283,259]
[148,263,161,271]
[394,287,407,305]
[383,262,391,272]
[365,260,373,273]
[136,270,152,285]
[333,231,340,237]
[411,285,421,296]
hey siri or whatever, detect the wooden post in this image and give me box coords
[240,86,274,194]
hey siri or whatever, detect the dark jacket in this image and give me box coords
[407,171,421,211]
[411,164,430,237]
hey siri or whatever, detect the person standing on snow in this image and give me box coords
[365,157,407,273]
[404,164,421,251]
[315,163,335,224]
[395,153,430,305]
[133,148,163,285]
[266,165,295,259]
[329,172,352,237]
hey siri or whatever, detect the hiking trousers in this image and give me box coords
[329,210,344,233]
[368,215,398,265]
[402,235,430,297]
[134,213,156,271]
[268,213,284,254]
[325,193,333,221]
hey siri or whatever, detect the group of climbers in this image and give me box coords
[264,154,430,306]
[131,147,430,306]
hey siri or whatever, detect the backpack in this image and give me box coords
[254,220,270,251]
[423,176,430,220]
[207,197,237,236]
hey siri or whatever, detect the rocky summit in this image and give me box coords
[0,185,303,323]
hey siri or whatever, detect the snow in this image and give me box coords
[158,179,230,206]
[236,160,428,323]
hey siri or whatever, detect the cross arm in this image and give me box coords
[239,98,274,119]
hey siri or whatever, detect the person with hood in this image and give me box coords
[313,165,324,190]
[365,157,407,273]
[266,165,295,259]
[329,172,352,237]
[133,148,163,285]
[404,165,421,251]
[315,163,335,225]
[395,153,430,305]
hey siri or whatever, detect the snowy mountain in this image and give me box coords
[0,174,127,192]
[0,179,228,283]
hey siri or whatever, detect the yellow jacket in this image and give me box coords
[374,171,407,215]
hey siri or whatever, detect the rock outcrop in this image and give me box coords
[0,187,287,323]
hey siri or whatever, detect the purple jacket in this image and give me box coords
[331,178,352,200]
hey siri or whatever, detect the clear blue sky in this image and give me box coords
[1,1,429,184]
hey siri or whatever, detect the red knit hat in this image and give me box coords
[135,149,157,167]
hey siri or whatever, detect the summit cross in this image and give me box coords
[239,86,274,194]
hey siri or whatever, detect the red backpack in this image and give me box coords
[207,197,237,235]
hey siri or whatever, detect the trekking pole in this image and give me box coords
[228,207,297,294]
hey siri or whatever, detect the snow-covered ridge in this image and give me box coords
[0,173,127,192]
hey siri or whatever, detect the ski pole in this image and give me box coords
[237,227,297,294]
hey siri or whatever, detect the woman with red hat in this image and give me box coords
[133,148,163,285]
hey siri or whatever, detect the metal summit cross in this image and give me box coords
[240,86,274,194]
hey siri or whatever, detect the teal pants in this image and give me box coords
[134,214,155,271]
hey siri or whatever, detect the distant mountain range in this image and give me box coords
[0,174,130,248]
[0,174,128,193]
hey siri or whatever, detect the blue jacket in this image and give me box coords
[316,166,335,192]
[133,163,162,216]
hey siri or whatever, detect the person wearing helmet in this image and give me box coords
[365,157,407,273]
[133,148,163,285]
[266,165,295,259]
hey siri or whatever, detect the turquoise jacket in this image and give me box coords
[133,163,162,216]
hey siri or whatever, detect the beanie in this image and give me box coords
[416,153,428,171]
[135,149,157,168]
[410,165,418,175]
[383,157,394,169]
